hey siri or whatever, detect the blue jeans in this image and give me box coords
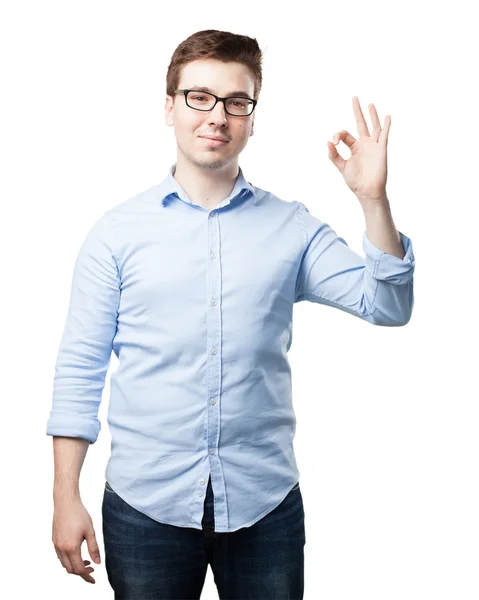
[102,475,305,599]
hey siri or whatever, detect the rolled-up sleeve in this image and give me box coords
[294,202,415,326]
[46,212,120,443]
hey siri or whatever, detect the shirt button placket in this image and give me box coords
[205,210,225,527]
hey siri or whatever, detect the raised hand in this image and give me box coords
[327,96,391,207]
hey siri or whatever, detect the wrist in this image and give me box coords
[53,482,80,502]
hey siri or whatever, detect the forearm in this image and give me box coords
[362,197,405,260]
[52,436,90,503]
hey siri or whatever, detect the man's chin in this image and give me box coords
[191,153,233,171]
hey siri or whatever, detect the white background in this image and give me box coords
[2,0,478,598]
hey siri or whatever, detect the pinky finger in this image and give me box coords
[380,115,391,144]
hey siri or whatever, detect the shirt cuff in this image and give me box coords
[362,230,415,284]
[46,413,101,444]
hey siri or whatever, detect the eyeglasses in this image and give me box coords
[173,89,257,117]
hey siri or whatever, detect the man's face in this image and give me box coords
[165,58,256,171]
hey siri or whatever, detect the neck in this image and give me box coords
[173,152,239,209]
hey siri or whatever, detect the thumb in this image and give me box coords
[327,141,346,172]
[86,530,101,564]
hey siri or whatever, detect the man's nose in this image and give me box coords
[208,100,228,124]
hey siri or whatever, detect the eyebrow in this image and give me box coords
[189,86,252,99]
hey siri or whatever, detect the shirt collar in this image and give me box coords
[156,163,258,208]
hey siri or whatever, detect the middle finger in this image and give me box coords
[352,96,370,137]
[69,549,95,583]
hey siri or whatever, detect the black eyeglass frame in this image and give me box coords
[173,89,258,117]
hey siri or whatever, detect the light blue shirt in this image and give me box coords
[46,163,415,532]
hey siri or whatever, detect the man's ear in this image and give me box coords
[165,96,174,127]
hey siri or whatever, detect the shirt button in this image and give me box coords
[210,252,215,259]
[211,299,217,306]
[197,491,203,497]
[210,398,216,404]
[211,348,217,355]
[200,479,205,485]
[209,449,215,455]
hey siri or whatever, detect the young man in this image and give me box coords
[48,29,415,599]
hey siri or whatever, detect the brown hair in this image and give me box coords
[166,29,263,101]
